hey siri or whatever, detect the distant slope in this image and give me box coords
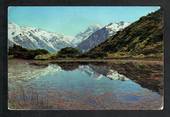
[88,9,163,58]
[78,21,130,52]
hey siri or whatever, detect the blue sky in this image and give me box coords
[8,6,160,36]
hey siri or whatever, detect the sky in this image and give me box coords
[8,6,160,36]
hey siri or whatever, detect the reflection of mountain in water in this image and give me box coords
[53,62,163,94]
[31,63,128,82]
[53,62,127,81]
[25,61,162,94]
[27,65,63,80]
[79,65,105,80]
[88,64,128,81]
[55,62,80,71]
[106,70,128,81]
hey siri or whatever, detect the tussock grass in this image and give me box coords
[8,86,53,109]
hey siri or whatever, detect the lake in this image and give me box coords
[8,59,163,110]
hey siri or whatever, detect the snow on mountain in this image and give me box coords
[72,24,102,46]
[8,22,74,52]
[77,21,130,52]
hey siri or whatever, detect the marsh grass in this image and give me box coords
[8,86,53,109]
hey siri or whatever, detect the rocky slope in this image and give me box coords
[77,21,130,52]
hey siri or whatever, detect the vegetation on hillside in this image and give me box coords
[88,9,163,59]
[57,47,80,58]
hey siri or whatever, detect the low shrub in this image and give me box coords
[8,44,49,59]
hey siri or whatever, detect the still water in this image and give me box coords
[8,59,163,110]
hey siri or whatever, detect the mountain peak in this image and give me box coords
[106,21,130,30]
[73,24,102,46]
[88,24,102,29]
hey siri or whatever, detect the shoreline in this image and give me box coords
[8,58,163,67]
[8,57,163,62]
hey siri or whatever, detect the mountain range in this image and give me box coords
[8,21,129,52]
[8,22,74,52]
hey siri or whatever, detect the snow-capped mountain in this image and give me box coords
[8,21,130,53]
[8,22,74,52]
[77,21,130,52]
[72,24,101,46]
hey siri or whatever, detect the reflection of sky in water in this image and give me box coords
[11,64,160,103]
